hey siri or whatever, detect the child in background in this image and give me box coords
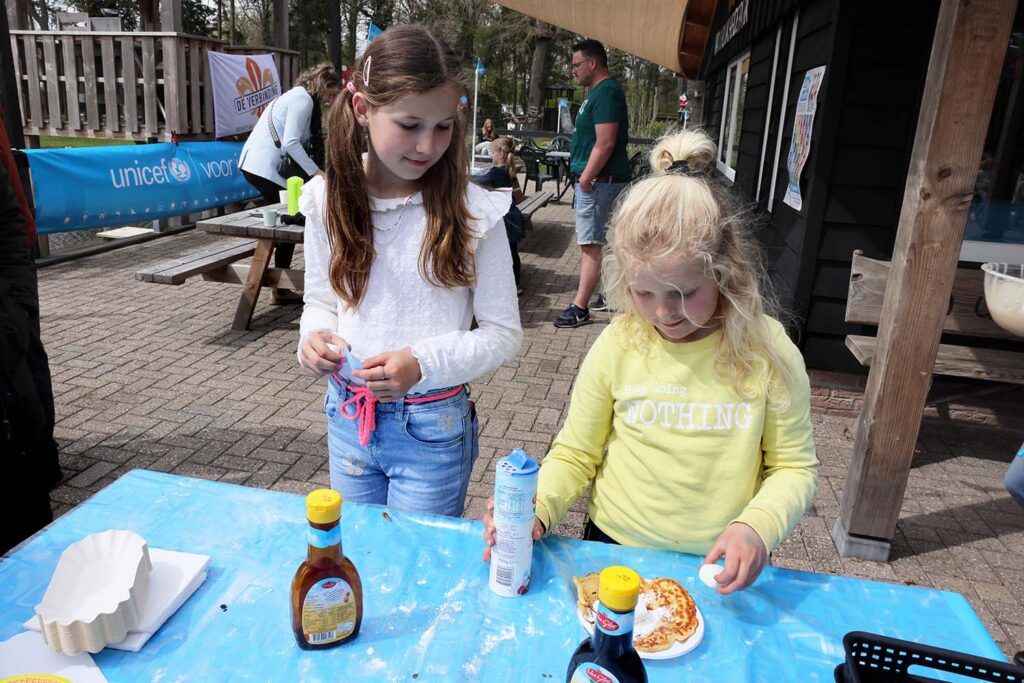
[297,25,522,516]
[476,118,498,154]
[483,129,818,594]
[471,137,525,294]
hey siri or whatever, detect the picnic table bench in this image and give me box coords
[135,240,258,285]
[517,190,552,225]
[845,249,1024,384]
[136,202,303,331]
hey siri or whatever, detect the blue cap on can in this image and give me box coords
[498,448,539,476]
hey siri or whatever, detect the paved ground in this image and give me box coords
[34,194,1024,660]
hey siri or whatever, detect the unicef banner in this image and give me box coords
[24,142,259,234]
[209,52,282,138]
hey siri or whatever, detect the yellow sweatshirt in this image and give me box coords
[535,316,818,554]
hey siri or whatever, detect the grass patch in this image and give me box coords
[40,135,135,149]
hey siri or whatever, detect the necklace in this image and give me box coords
[374,194,415,233]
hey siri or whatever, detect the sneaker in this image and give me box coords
[554,303,591,328]
[590,295,608,312]
[270,289,304,305]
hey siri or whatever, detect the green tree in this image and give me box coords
[182,0,215,36]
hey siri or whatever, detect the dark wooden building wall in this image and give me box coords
[800,0,939,371]
[702,0,940,374]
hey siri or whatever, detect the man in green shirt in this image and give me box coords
[554,39,630,328]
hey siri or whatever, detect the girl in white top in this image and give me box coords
[297,25,522,516]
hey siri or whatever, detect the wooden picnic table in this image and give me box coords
[196,203,304,331]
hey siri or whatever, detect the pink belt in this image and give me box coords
[331,373,465,447]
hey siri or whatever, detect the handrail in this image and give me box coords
[10,31,299,142]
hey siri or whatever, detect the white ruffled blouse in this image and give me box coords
[297,176,523,394]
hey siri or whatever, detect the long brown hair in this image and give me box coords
[324,24,473,309]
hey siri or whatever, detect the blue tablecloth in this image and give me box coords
[0,470,1006,682]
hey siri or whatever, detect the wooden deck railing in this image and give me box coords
[9,31,299,142]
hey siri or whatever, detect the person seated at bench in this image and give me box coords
[239,62,341,304]
[471,137,525,295]
[476,118,497,155]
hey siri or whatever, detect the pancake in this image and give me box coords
[572,573,698,653]
[633,578,699,652]
[572,572,601,624]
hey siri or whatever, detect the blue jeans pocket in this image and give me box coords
[401,403,466,449]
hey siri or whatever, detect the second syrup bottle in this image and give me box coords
[566,565,648,683]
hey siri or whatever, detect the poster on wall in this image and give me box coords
[208,52,282,138]
[783,66,826,211]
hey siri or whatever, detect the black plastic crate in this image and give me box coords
[834,631,1024,682]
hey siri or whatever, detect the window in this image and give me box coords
[961,25,1024,263]
[717,52,750,181]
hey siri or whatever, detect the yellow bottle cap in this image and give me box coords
[598,566,641,612]
[306,489,342,524]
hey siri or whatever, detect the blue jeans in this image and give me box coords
[574,181,627,245]
[1006,442,1024,508]
[324,377,479,517]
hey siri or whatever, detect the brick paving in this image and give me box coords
[33,194,1024,660]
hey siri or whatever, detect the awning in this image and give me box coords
[490,0,719,78]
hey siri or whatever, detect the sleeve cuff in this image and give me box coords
[408,343,435,393]
[535,501,554,536]
[732,507,781,553]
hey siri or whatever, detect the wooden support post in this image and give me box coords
[160,0,183,32]
[8,1,29,30]
[832,0,1020,561]
[160,0,183,33]
[140,0,160,32]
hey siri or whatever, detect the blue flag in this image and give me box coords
[476,59,486,77]
[367,22,383,41]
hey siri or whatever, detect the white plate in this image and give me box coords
[576,600,704,661]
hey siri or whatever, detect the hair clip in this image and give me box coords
[663,158,704,178]
[667,159,691,174]
[363,55,372,87]
[345,81,357,95]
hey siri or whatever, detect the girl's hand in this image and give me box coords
[299,331,347,377]
[701,522,768,595]
[481,496,545,562]
[352,347,422,402]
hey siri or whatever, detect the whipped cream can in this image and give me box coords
[489,448,540,597]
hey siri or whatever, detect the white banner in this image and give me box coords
[208,52,282,138]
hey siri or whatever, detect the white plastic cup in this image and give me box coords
[279,189,289,206]
[261,208,278,227]
[488,448,539,597]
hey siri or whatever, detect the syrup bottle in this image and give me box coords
[566,566,648,683]
[290,489,363,649]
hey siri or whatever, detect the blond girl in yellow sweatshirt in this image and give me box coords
[483,128,818,595]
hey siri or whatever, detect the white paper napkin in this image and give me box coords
[0,630,109,682]
[25,547,210,652]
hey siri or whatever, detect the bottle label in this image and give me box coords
[569,662,621,683]
[307,525,341,549]
[301,577,356,645]
[594,601,634,636]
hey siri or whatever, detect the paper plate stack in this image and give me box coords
[34,530,152,655]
